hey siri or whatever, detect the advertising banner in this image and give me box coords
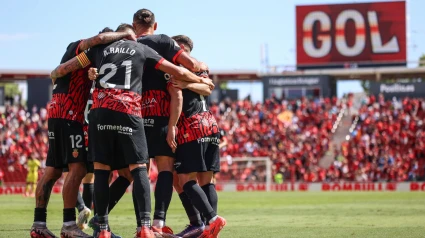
[296,1,406,69]
[369,81,425,99]
[262,75,331,100]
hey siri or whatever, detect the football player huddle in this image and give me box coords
[30,8,225,238]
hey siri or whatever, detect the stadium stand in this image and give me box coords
[0,104,48,184]
[1,95,425,185]
[340,95,425,182]
[211,96,341,183]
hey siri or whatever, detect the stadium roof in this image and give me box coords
[0,69,50,80]
[272,66,425,80]
[1,67,425,81]
[0,69,260,81]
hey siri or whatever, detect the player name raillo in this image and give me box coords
[103,47,136,56]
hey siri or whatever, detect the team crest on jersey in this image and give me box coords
[72,149,79,158]
[48,100,56,108]
[201,118,210,127]
[98,92,106,99]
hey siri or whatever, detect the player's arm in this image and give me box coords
[160,35,208,72]
[171,80,213,96]
[145,45,213,85]
[175,53,208,72]
[157,61,213,86]
[78,30,136,52]
[50,52,91,80]
[166,85,183,152]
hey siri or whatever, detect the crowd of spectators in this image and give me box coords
[1,94,425,185]
[213,95,425,183]
[336,95,425,182]
[0,104,49,183]
[211,96,341,183]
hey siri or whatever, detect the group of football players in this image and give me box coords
[30,8,225,238]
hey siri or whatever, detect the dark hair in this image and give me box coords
[99,27,114,34]
[133,9,155,27]
[172,35,194,52]
[115,23,134,33]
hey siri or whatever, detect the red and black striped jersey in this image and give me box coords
[79,40,164,117]
[176,71,219,144]
[47,40,92,124]
[137,34,183,124]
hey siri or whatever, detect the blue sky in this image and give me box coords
[0,0,423,102]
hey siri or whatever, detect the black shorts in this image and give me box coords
[145,120,174,158]
[63,125,93,173]
[175,133,220,174]
[47,118,87,169]
[84,125,94,173]
[89,108,149,170]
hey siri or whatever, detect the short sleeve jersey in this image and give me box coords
[80,40,164,117]
[47,40,92,124]
[176,71,219,144]
[137,34,183,121]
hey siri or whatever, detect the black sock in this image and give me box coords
[63,208,76,223]
[201,183,218,225]
[34,208,47,223]
[183,180,216,222]
[179,192,203,226]
[83,183,94,210]
[154,171,173,221]
[108,176,131,212]
[201,183,218,213]
[76,191,85,212]
[132,187,141,227]
[94,170,110,219]
[98,215,109,231]
[131,167,151,227]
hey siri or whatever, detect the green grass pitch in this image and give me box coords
[0,192,424,237]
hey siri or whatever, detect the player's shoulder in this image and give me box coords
[158,34,177,45]
[138,34,158,44]
[66,40,81,51]
[139,44,160,56]
[61,40,83,62]
[138,34,173,44]
[158,34,172,40]
[66,40,81,57]
[122,39,147,52]
[83,39,108,54]
[120,39,139,47]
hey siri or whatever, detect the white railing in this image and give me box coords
[346,116,360,141]
[331,103,346,134]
